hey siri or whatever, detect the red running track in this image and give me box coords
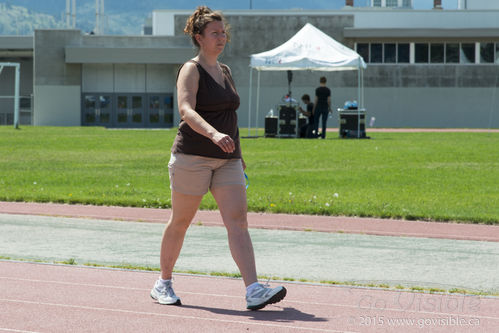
[1,261,498,333]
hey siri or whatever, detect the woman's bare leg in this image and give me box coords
[160,190,203,280]
[210,184,258,287]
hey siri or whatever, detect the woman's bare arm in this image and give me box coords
[176,62,235,153]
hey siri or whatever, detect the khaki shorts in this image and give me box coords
[168,153,245,196]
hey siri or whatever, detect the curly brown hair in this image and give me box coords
[184,6,231,48]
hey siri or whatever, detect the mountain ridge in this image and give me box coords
[0,0,445,36]
[0,0,350,35]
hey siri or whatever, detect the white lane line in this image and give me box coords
[1,276,498,321]
[0,329,41,333]
[0,298,348,333]
[0,276,159,292]
[0,276,240,298]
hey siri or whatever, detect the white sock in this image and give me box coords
[246,282,260,295]
[158,278,171,285]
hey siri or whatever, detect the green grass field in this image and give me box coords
[0,126,497,224]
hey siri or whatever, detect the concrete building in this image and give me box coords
[370,0,413,8]
[0,0,498,129]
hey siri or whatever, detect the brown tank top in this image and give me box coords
[171,60,241,159]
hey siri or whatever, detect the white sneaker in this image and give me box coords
[150,279,181,305]
[246,283,287,310]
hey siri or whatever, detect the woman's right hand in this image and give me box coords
[211,132,235,153]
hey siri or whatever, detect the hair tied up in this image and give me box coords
[184,6,230,48]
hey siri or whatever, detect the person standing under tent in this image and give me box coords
[297,94,315,138]
[312,76,331,139]
[150,6,287,311]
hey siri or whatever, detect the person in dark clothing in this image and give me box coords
[150,6,286,311]
[312,76,331,139]
[298,94,315,138]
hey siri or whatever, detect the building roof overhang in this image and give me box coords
[0,36,33,48]
[344,28,499,39]
[0,36,34,57]
[65,46,194,64]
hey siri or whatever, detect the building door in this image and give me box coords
[82,94,112,126]
[147,94,174,128]
[82,93,172,128]
[115,94,145,128]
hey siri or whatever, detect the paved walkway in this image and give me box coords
[1,201,499,332]
[1,202,499,293]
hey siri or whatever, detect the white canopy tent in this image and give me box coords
[247,23,367,137]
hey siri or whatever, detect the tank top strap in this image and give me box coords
[175,60,202,83]
[220,63,236,88]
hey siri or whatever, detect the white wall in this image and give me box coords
[352,10,499,29]
[462,0,499,10]
[81,64,175,93]
[362,87,498,128]
[114,64,146,93]
[82,64,113,92]
[152,11,177,36]
[146,64,175,93]
[34,85,81,126]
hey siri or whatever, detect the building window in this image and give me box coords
[460,43,475,64]
[132,96,143,109]
[117,96,127,109]
[415,43,429,63]
[371,0,412,7]
[402,0,412,7]
[398,44,410,63]
[480,43,494,63]
[356,43,409,63]
[446,43,459,63]
[355,41,497,65]
[430,44,444,63]
[370,43,383,63]
[84,95,96,109]
[384,43,396,63]
[357,43,369,63]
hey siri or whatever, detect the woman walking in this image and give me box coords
[150,6,286,311]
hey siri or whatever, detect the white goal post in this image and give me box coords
[0,62,21,129]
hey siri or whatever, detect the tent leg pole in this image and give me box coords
[362,68,365,130]
[248,69,253,137]
[357,66,361,138]
[256,70,261,137]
